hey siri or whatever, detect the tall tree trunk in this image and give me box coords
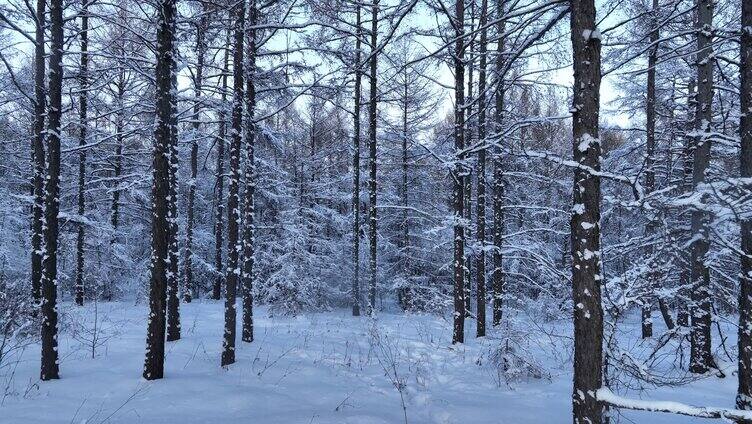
[688,0,714,374]
[464,11,474,318]
[570,0,603,420]
[475,0,488,337]
[213,29,231,301]
[166,24,181,342]
[352,3,363,317]
[223,0,245,367]
[242,0,258,343]
[112,83,124,234]
[452,0,466,345]
[184,11,207,303]
[41,0,64,381]
[75,0,89,307]
[367,0,378,315]
[677,79,696,329]
[491,0,505,327]
[400,64,410,310]
[143,0,176,381]
[31,0,46,307]
[641,0,658,338]
[737,0,752,409]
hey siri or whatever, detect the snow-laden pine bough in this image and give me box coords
[597,387,752,422]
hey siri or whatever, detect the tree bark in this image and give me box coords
[352,3,363,316]
[213,29,231,301]
[491,0,505,328]
[367,0,378,315]
[475,0,488,338]
[166,21,181,343]
[570,0,603,420]
[737,0,752,409]
[641,0,658,338]
[40,0,65,382]
[452,0,466,345]
[31,0,45,307]
[223,0,245,367]
[677,79,696,329]
[143,0,176,381]
[689,0,714,374]
[75,0,89,307]
[242,0,258,343]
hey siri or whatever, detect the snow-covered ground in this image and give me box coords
[0,301,743,423]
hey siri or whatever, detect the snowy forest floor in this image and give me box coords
[0,301,743,423]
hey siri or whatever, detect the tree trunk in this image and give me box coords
[738,0,752,409]
[166,23,181,343]
[223,0,245,367]
[641,0,658,338]
[491,0,505,327]
[452,0,466,345]
[184,11,207,303]
[688,0,714,374]
[143,0,176,381]
[75,0,89,307]
[475,0,488,338]
[214,29,231,301]
[677,79,696,329]
[31,0,46,307]
[352,3,363,316]
[570,0,603,420]
[242,0,258,344]
[41,0,64,381]
[367,0,378,315]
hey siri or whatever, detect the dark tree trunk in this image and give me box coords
[184,11,207,303]
[166,28,181,343]
[351,3,363,317]
[475,0,488,338]
[143,0,176,381]
[213,29,231,301]
[738,0,752,409]
[452,0,466,345]
[41,0,64,381]
[223,0,245,367]
[689,0,714,374]
[491,0,505,328]
[464,18,474,319]
[641,0,658,338]
[242,0,258,344]
[75,0,89,307]
[31,0,46,307]
[570,0,603,420]
[367,0,378,315]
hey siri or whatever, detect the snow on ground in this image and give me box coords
[0,301,744,423]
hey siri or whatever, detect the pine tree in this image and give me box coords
[242,0,258,343]
[214,28,231,301]
[737,0,752,409]
[41,0,65,381]
[75,0,90,307]
[351,2,363,317]
[143,0,177,381]
[688,0,714,374]
[452,0,466,345]
[475,0,488,337]
[367,0,379,315]
[31,0,46,308]
[570,0,603,420]
[223,0,245,367]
